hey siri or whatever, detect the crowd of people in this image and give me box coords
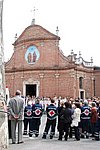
[7,91,100,144]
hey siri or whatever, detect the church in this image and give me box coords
[5,19,100,100]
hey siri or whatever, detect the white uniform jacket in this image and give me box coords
[71,108,81,127]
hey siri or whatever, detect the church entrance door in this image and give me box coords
[79,89,85,99]
[26,84,36,97]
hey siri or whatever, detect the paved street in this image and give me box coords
[8,115,100,150]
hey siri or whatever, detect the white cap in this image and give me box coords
[84,99,88,105]
[16,90,21,95]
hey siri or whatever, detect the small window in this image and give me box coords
[79,77,83,89]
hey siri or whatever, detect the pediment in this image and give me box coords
[13,24,60,45]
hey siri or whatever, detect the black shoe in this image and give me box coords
[90,134,94,137]
[35,134,39,137]
[23,133,27,135]
[76,139,80,141]
[92,138,99,141]
[50,136,53,139]
[81,135,85,138]
[42,135,46,139]
[86,136,89,139]
[58,138,62,141]
[64,135,68,141]
[17,141,24,144]
[12,142,15,144]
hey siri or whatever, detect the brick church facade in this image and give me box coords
[5,22,100,99]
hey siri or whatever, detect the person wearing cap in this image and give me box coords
[8,90,24,144]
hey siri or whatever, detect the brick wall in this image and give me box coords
[5,24,97,99]
[94,70,100,97]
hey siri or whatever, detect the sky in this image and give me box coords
[2,0,100,66]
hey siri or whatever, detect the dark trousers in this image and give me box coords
[43,119,56,136]
[69,127,74,138]
[32,118,41,136]
[81,119,91,133]
[91,122,96,136]
[58,122,70,140]
[23,118,33,136]
[8,119,11,139]
[74,126,80,140]
[94,118,100,140]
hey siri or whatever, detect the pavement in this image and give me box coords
[8,115,100,150]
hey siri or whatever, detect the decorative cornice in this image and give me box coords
[5,66,76,73]
[13,37,59,46]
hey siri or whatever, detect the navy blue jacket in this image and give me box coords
[32,103,43,118]
[81,105,91,120]
[24,104,33,119]
[46,104,57,120]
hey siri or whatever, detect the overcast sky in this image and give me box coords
[3,0,100,66]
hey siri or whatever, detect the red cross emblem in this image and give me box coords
[35,109,41,115]
[27,110,32,116]
[84,109,89,116]
[48,110,55,117]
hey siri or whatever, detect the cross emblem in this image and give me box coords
[84,109,89,116]
[49,110,55,117]
[35,109,41,115]
[27,110,32,116]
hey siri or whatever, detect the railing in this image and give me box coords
[75,57,93,67]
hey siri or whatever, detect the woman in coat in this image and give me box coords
[58,101,73,141]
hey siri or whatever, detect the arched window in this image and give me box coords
[79,77,83,89]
